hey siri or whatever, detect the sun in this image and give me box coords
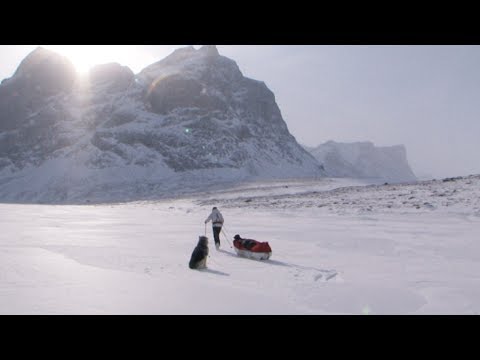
[40,45,141,74]
[39,45,100,73]
[39,45,186,75]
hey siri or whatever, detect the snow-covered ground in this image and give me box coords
[1,175,479,314]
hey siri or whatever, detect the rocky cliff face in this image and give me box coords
[307,140,417,183]
[0,46,324,203]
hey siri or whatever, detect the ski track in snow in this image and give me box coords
[1,176,480,314]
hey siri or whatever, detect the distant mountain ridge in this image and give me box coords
[306,140,417,183]
[0,45,324,203]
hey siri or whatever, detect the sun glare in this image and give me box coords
[40,45,137,74]
[40,45,184,75]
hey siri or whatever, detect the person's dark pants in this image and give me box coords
[213,226,222,246]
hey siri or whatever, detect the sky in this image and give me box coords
[1,45,479,179]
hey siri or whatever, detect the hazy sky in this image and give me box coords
[1,45,479,179]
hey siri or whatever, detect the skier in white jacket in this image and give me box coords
[205,207,224,250]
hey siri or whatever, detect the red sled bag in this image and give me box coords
[233,235,272,260]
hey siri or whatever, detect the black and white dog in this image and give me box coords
[189,236,209,269]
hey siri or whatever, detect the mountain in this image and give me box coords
[0,46,324,203]
[306,140,417,183]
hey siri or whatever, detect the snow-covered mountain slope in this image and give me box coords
[306,140,417,183]
[199,174,480,216]
[0,46,323,204]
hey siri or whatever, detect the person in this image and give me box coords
[205,207,224,250]
[233,234,256,250]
